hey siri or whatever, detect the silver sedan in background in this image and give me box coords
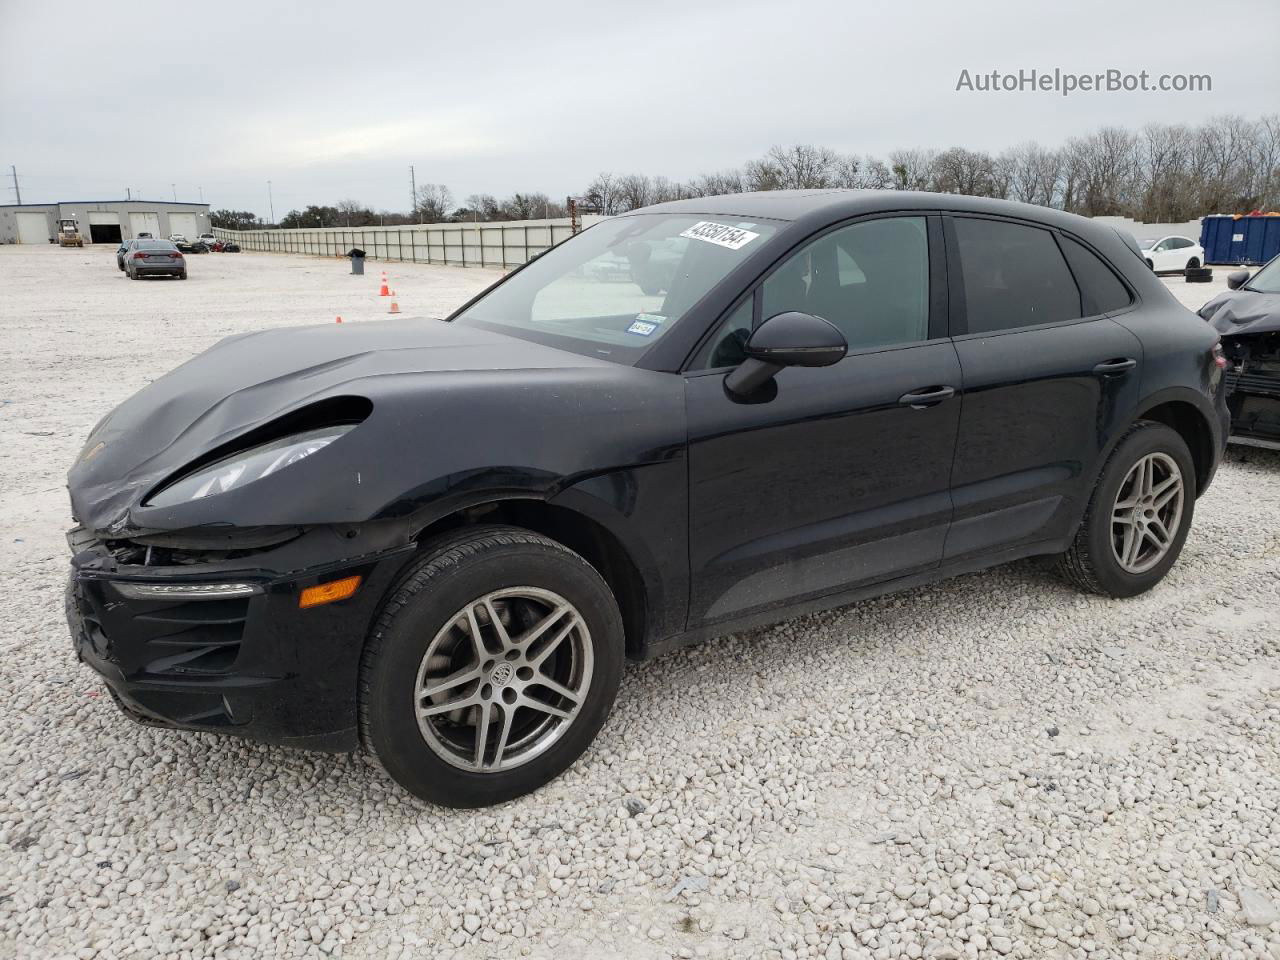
[124,239,187,280]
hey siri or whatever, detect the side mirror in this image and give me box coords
[724,311,847,396]
[1227,270,1250,290]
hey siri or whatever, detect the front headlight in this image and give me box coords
[147,426,355,507]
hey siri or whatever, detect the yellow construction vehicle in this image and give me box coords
[57,218,84,247]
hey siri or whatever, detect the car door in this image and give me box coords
[1154,237,1179,272]
[943,215,1144,561]
[683,214,962,627]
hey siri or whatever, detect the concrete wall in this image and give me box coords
[0,201,212,244]
[1090,215,1203,243]
[213,216,607,269]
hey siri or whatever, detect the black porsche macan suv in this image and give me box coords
[66,191,1229,807]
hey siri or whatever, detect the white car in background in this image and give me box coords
[1138,235,1204,274]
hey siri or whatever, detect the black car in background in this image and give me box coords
[115,239,138,271]
[1199,255,1280,449]
[66,191,1228,807]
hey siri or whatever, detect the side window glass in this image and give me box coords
[952,218,1082,333]
[761,216,930,351]
[691,297,753,370]
[1060,235,1133,315]
[1154,238,1172,252]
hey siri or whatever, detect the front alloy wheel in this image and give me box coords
[361,526,623,807]
[415,587,593,772]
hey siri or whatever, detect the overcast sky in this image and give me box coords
[2,0,1276,218]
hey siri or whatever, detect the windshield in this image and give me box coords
[1245,257,1280,294]
[452,214,779,362]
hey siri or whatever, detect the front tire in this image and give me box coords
[360,526,624,807]
[1058,421,1195,597]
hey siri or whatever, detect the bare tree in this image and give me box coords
[414,183,453,223]
[463,193,502,221]
[615,174,654,212]
[584,172,620,215]
[932,147,997,196]
[888,148,937,191]
[764,144,839,188]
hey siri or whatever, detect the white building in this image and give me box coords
[0,199,212,245]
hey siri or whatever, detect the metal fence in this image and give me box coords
[211,218,594,269]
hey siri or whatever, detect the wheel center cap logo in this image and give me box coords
[490,662,514,687]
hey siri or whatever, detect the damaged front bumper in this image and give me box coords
[1222,331,1280,450]
[65,522,418,752]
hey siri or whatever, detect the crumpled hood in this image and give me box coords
[1199,288,1280,336]
[68,317,625,534]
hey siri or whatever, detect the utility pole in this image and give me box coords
[9,165,20,204]
[267,180,275,226]
[198,185,204,203]
[171,183,177,201]
[409,165,419,222]
[126,187,131,201]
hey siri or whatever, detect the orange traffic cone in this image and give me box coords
[388,300,400,314]
[335,316,343,323]
[378,279,390,296]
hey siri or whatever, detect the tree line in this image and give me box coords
[211,114,1278,232]
[582,115,1280,223]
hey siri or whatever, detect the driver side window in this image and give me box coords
[692,217,931,369]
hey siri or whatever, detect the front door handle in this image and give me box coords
[898,385,956,409]
[1093,357,1137,376]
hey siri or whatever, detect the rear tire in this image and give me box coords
[1058,421,1195,598]
[1186,257,1201,270]
[360,525,624,807]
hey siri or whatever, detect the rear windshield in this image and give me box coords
[139,241,177,250]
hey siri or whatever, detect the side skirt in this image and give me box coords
[639,536,1071,661]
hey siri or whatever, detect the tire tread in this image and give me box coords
[1058,420,1176,596]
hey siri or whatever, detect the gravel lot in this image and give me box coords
[1,245,1278,960]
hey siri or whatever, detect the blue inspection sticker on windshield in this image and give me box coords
[627,320,659,336]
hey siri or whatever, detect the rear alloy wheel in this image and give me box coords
[1058,421,1195,597]
[1186,257,1201,271]
[361,526,623,807]
[1109,452,1184,574]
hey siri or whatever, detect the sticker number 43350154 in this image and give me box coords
[679,221,760,250]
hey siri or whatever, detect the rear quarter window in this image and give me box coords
[1059,235,1134,315]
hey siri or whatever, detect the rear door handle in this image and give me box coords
[898,385,956,408]
[1093,357,1137,376]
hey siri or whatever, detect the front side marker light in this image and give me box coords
[299,575,362,609]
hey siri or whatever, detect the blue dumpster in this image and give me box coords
[1200,215,1280,266]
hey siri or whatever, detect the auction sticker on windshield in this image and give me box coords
[679,221,760,250]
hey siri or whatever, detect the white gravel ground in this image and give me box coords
[1,245,1278,960]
